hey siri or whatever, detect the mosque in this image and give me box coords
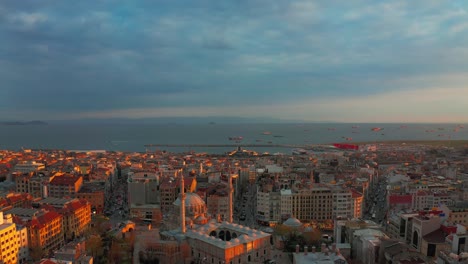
[159,172,273,264]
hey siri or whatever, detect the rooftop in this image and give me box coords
[185,221,271,249]
[50,175,82,185]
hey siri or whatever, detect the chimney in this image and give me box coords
[296,244,300,253]
[304,246,308,255]
[312,246,316,253]
[179,169,186,234]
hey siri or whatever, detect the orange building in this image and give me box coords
[76,182,105,214]
[35,198,91,242]
[60,199,91,241]
[27,211,64,256]
[0,212,19,264]
[48,175,83,198]
[351,189,364,219]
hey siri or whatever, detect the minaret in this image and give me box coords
[228,171,233,223]
[179,169,186,233]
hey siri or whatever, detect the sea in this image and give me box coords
[1,123,467,154]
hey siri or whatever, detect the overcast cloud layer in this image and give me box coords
[1,0,468,122]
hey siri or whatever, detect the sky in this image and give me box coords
[1,0,468,123]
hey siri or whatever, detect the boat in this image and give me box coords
[371,127,383,132]
[228,136,243,141]
[262,131,272,135]
[273,135,284,138]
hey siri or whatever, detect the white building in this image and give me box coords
[12,161,45,174]
[16,224,29,264]
[333,187,352,220]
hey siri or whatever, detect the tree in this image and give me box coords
[109,239,122,264]
[273,224,291,237]
[86,234,103,258]
[303,228,322,246]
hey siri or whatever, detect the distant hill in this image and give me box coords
[48,116,308,125]
[0,120,48,125]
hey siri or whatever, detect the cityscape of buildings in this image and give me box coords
[0,142,468,263]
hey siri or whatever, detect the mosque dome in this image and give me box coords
[283,217,302,228]
[173,192,206,208]
[173,192,207,219]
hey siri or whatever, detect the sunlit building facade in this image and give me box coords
[0,212,19,264]
[48,175,83,198]
[27,211,64,256]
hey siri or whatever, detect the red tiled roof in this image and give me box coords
[351,189,363,198]
[389,195,413,205]
[29,211,62,229]
[50,175,82,185]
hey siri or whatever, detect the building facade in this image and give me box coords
[0,212,19,264]
[48,175,83,198]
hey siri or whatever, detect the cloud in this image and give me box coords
[1,1,468,122]
[6,12,48,30]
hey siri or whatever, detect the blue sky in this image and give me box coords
[1,0,468,123]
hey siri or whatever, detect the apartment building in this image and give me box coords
[0,212,19,264]
[412,191,456,211]
[291,186,333,222]
[47,174,83,198]
[351,190,364,219]
[16,224,29,264]
[12,161,45,174]
[127,171,160,206]
[34,197,91,241]
[15,172,56,198]
[332,187,352,220]
[27,210,64,256]
[206,194,229,221]
[448,205,468,225]
[159,178,177,213]
[76,182,105,214]
[257,188,281,225]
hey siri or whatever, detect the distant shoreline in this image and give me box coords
[352,140,468,148]
[0,121,48,126]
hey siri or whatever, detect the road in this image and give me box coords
[237,183,260,229]
[365,176,388,224]
[105,177,129,227]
